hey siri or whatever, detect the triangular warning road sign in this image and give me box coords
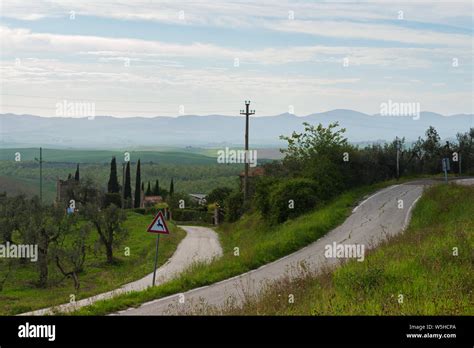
[147,211,170,234]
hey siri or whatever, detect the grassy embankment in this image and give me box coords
[72,179,410,315]
[215,183,474,315]
[0,213,186,315]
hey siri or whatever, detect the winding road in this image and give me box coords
[22,178,473,316]
[20,226,222,315]
[117,181,430,315]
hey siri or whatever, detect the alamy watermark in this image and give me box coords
[380,99,420,120]
[217,147,258,167]
[0,242,38,262]
[324,242,365,262]
[56,99,96,118]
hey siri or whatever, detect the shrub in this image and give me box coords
[103,193,122,208]
[172,208,211,223]
[225,190,244,222]
[207,187,233,207]
[266,178,320,224]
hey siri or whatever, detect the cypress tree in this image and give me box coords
[169,178,174,197]
[146,181,152,196]
[134,159,141,208]
[107,157,120,193]
[74,164,80,181]
[124,161,132,202]
[153,179,160,195]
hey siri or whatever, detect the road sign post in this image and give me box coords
[152,234,160,286]
[442,158,450,183]
[146,211,170,287]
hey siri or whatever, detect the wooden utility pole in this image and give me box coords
[122,163,125,209]
[240,101,255,202]
[35,147,43,203]
[396,137,400,180]
[39,147,43,203]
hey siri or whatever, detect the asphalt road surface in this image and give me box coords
[20,226,222,315]
[117,182,429,315]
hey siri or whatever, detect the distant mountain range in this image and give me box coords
[0,110,472,148]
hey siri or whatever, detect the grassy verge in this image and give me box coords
[215,183,474,315]
[72,179,404,315]
[0,212,185,315]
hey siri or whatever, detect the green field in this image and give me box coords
[0,212,186,315]
[0,148,218,164]
[0,148,245,202]
[215,183,474,315]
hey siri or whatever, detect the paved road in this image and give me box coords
[20,226,222,315]
[117,182,427,315]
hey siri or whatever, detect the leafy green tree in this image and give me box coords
[207,186,232,207]
[107,157,120,193]
[455,128,474,174]
[52,223,91,290]
[82,203,127,264]
[0,194,29,243]
[20,199,75,287]
[134,159,141,208]
[279,122,349,197]
[266,178,320,224]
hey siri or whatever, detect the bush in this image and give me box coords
[253,176,279,218]
[172,208,211,223]
[103,193,122,208]
[266,178,320,224]
[207,187,233,207]
[225,190,244,222]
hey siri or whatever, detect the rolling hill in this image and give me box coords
[1,110,472,148]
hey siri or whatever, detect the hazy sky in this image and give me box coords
[0,0,472,117]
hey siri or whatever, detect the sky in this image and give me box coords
[0,0,472,117]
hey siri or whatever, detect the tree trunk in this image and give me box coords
[105,243,114,264]
[38,244,49,288]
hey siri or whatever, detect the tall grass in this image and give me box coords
[0,213,185,315]
[214,183,474,315]
[73,181,398,315]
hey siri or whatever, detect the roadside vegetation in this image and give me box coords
[70,123,473,315]
[71,179,401,315]
[211,183,474,315]
[1,120,472,316]
[0,159,188,315]
[0,208,185,315]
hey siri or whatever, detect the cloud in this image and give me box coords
[2,25,467,70]
[264,19,470,47]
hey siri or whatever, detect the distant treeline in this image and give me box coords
[207,123,474,224]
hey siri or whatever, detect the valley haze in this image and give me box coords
[1,110,472,149]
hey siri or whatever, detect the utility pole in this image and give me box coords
[240,101,255,202]
[122,163,125,209]
[396,137,400,180]
[35,147,43,203]
[40,147,43,203]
